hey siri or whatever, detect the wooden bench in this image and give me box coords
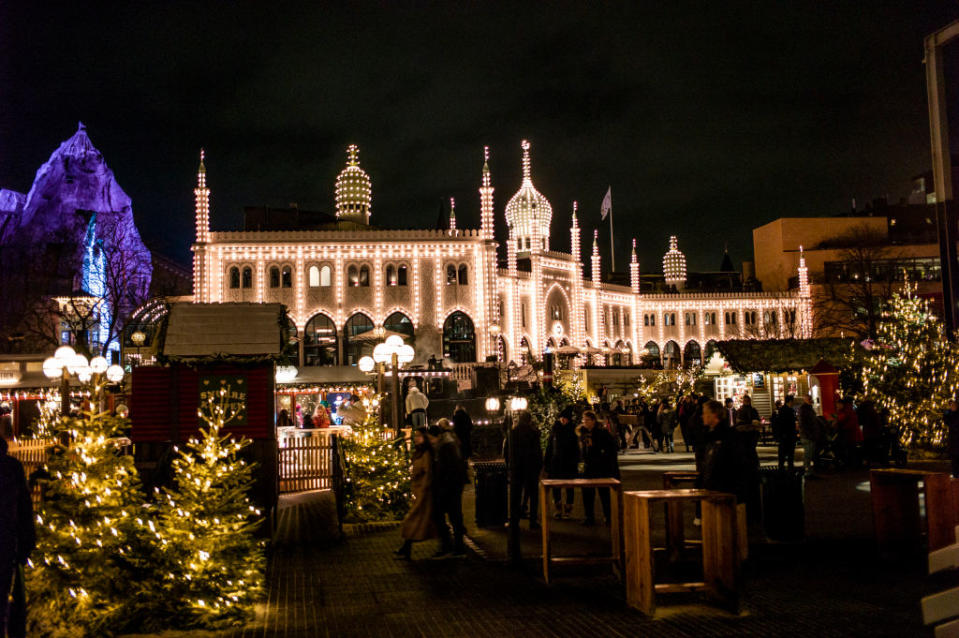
[539,478,623,584]
[871,469,959,553]
[661,471,747,562]
[624,489,741,616]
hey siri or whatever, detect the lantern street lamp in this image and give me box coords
[484,396,501,414]
[373,335,413,433]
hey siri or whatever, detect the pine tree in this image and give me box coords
[154,389,266,629]
[341,394,411,521]
[860,285,959,448]
[27,409,152,637]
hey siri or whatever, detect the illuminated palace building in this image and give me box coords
[191,142,812,369]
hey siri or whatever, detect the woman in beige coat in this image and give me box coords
[395,427,436,559]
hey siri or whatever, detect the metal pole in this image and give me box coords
[608,201,616,273]
[391,352,401,434]
[506,409,521,565]
[60,368,70,417]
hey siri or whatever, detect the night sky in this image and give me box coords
[3,2,959,272]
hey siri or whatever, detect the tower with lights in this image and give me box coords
[335,144,372,225]
[192,149,210,301]
[663,235,687,290]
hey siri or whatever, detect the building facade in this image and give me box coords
[192,142,812,369]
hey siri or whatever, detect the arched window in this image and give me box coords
[309,265,320,287]
[386,264,397,286]
[304,313,337,366]
[663,341,680,369]
[269,266,280,288]
[281,266,293,288]
[458,264,468,285]
[384,311,414,340]
[447,264,457,285]
[683,341,702,368]
[397,265,408,286]
[644,341,661,369]
[358,265,370,287]
[348,265,359,286]
[343,313,374,365]
[229,266,240,289]
[319,265,332,287]
[242,267,253,288]
[443,311,476,362]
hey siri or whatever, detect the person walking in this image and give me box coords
[798,394,820,477]
[834,398,862,469]
[698,399,748,502]
[580,410,620,526]
[428,425,467,558]
[396,427,436,559]
[452,404,473,461]
[0,437,35,638]
[504,410,543,530]
[734,394,761,508]
[544,406,579,518]
[406,385,429,427]
[946,400,959,478]
[658,400,677,453]
[775,396,798,471]
[858,400,882,468]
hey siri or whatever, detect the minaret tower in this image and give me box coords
[592,230,601,284]
[479,146,494,240]
[192,149,210,301]
[449,197,456,232]
[570,201,581,261]
[630,238,640,294]
[798,245,809,297]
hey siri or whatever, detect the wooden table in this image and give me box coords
[871,468,959,552]
[539,478,623,584]
[624,489,740,616]
[662,471,701,560]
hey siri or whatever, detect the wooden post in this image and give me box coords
[702,495,739,611]
[624,493,655,615]
[541,481,551,583]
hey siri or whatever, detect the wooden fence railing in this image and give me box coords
[277,430,340,493]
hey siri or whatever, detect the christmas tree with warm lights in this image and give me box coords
[341,395,411,521]
[154,390,266,629]
[860,285,959,448]
[27,409,153,637]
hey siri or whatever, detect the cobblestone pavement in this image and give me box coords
[198,446,941,638]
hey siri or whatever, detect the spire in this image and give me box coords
[347,144,359,166]
[630,238,640,294]
[570,201,581,262]
[798,244,810,298]
[449,196,456,231]
[335,144,372,224]
[592,229,601,284]
[479,145,495,240]
[521,139,531,182]
[194,148,210,244]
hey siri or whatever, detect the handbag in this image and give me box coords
[8,562,27,638]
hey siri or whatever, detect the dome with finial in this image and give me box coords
[505,140,552,250]
[663,235,687,288]
[334,144,371,225]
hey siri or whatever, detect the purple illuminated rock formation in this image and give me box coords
[0,122,152,300]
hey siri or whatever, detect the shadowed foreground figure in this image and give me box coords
[0,437,36,638]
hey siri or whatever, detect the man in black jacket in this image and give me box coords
[544,406,579,518]
[699,399,748,503]
[0,437,36,638]
[581,410,620,526]
[452,405,473,461]
[775,396,798,471]
[428,425,468,558]
[504,410,543,530]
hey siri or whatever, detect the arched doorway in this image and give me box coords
[612,340,626,366]
[643,341,661,369]
[304,313,337,366]
[384,311,415,341]
[343,313,374,366]
[704,340,719,363]
[443,311,476,363]
[663,340,680,370]
[683,341,702,368]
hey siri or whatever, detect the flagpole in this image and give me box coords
[608,194,615,272]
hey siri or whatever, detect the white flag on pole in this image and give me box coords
[601,186,612,220]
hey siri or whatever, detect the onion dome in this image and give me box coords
[505,140,552,251]
[663,235,687,288]
[334,144,371,225]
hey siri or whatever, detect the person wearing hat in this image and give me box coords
[544,406,580,518]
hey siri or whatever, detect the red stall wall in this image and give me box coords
[130,363,274,442]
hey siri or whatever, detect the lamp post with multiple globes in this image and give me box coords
[359,335,414,433]
[42,345,125,417]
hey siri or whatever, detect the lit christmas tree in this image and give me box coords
[341,395,411,521]
[860,285,959,448]
[27,409,152,637]
[154,389,266,628]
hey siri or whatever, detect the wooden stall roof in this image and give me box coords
[162,303,285,359]
[715,338,863,374]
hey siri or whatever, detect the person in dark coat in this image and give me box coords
[452,405,473,461]
[504,410,543,530]
[698,399,749,502]
[774,396,798,471]
[0,437,36,638]
[545,406,580,518]
[798,394,820,476]
[396,427,436,559]
[580,410,620,525]
[858,400,883,467]
[946,400,959,478]
[428,425,468,558]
